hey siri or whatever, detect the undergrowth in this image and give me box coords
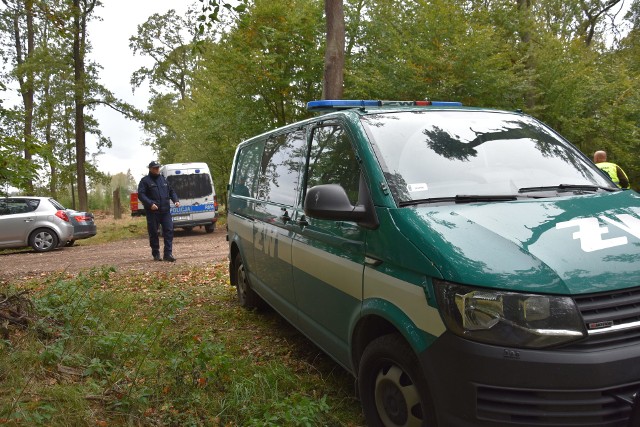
[0,265,363,426]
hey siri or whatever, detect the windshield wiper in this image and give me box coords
[399,194,518,207]
[518,184,616,194]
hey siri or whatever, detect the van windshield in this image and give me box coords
[166,173,213,199]
[360,110,614,204]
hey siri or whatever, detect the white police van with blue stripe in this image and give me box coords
[161,163,218,233]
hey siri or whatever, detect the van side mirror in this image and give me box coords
[304,184,379,229]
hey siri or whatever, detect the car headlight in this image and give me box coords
[433,280,586,348]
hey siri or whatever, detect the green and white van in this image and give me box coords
[226,100,640,427]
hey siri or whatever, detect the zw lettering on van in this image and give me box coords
[556,214,640,252]
[170,203,215,214]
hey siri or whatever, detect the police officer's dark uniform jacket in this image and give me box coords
[138,173,178,213]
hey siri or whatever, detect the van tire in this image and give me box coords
[358,334,437,427]
[233,252,263,309]
[29,228,59,252]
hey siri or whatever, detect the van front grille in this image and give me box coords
[572,286,640,348]
[476,382,637,426]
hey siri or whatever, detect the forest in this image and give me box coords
[1,0,639,208]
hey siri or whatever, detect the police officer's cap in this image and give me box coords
[148,161,161,168]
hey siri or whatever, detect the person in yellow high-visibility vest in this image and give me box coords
[593,150,630,189]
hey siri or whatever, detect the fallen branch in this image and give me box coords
[0,291,35,338]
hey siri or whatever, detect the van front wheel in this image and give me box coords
[358,334,437,427]
[233,252,262,309]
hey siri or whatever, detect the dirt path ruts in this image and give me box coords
[0,227,228,282]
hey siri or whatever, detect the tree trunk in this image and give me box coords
[516,0,536,109]
[322,0,345,100]
[11,0,35,194]
[73,0,88,210]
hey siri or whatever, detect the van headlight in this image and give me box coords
[433,280,586,348]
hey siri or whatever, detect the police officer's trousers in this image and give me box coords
[146,211,174,257]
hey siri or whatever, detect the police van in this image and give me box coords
[226,100,640,426]
[161,163,218,232]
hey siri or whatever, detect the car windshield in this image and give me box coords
[360,110,614,205]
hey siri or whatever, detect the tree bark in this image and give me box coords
[11,0,35,194]
[322,0,345,100]
[72,0,94,211]
[516,0,536,109]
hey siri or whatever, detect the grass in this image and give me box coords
[0,264,364,426]
[77,211,228,246]
[75,213,149,246]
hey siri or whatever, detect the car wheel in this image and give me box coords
[205,224,215,233]
[358,334,438,427]
[232,252,263,309]
[29,228,59,252]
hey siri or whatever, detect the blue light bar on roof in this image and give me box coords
[307,99,462,111]
[307,100,379,110]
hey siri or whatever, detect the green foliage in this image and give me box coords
[0,107,41,193]
[136,0,638,192]
[140,0,324,196]
[0,0,140,199]
[0,265,362,425]
[3,0,639,193]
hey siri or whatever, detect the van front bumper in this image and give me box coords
[421,332,640,427]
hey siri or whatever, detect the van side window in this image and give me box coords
[258,130,307,206]
[307,125,360,205]
[232,141,265,198]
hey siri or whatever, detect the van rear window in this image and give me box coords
[167,174,213,199]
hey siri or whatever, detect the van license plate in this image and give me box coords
[174,215,189,221]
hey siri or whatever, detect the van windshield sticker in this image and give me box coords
[556,214,640,252]
[407,183,428,192]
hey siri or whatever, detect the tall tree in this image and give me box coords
[129,10,199,101]
[2,0,36,193]
[71,0,96,210]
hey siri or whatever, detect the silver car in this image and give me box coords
[0,196,75,252]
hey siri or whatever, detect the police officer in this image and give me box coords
[138,161,180,261]
[593,150,630,189]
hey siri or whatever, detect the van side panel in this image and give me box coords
[291,223,365,369]
[251,204,297,322]
[362,268,446,350]
[227,213,255,271]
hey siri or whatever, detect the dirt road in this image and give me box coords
[0,227,229,282]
